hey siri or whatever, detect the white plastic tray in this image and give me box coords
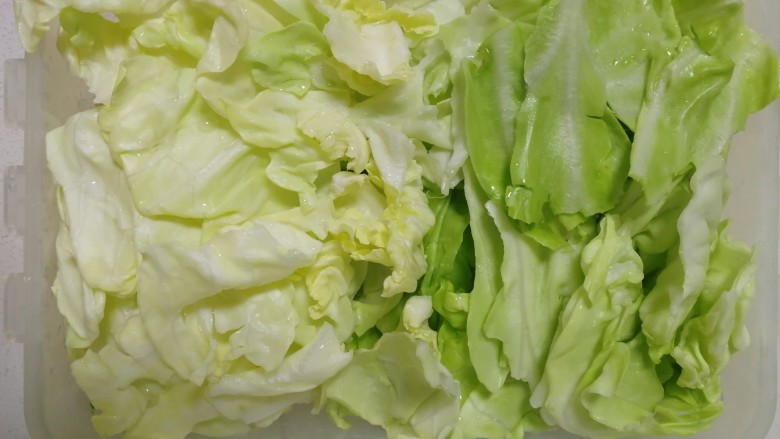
[2,1,778,438]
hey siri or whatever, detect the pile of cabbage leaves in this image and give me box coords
[15,0,779,438]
